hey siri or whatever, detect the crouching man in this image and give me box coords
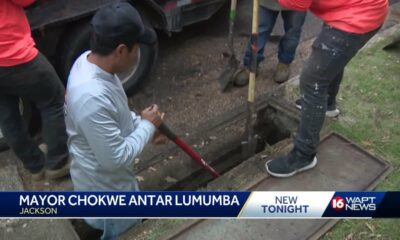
[65,2,165,239]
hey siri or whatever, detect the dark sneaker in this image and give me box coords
[295,99,340,118]
[274,62,290,83]
[265,149,317,178]
[45,157,71,180]
[233,65,250,87]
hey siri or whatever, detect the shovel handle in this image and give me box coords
[159,123,177,141]
[230,0,237,20]
[249,0,260,103]
[228,0,238,56]
[158,123,220,178]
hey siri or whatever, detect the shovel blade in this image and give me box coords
[218,56,240,92]
[241,134,258,160]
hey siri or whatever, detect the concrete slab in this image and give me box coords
[162,133,391,240]
[0,151,24,190]
[0,151,79,240]
[120,133,391,240]
[385,1,400,28]
[10,149,73,191]
[0,219,79,240]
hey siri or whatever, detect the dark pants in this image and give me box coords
[0,53,68,172]
[243,6,306,67]
[294,25,379,156]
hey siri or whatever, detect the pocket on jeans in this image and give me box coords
[307,40,344,75]
[312,33,348,57]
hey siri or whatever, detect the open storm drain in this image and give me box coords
[164,104,298,191]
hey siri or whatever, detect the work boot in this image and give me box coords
[45,157,71,180]
[38,143,71,180]
[233,65,250,87]
[31,144,47,181]
[265,149,317,178]
[295,99,340,118]
[274,62,290,83]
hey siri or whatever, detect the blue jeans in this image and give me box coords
[85,218,140,240]
[294,25,379,157]
[82,182,141,240]
[243,7,306,68]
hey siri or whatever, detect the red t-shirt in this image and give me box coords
[278,0,389,34]
[0,0,38,67]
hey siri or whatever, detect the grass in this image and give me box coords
[320,30,400,240]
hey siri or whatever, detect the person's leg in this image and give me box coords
[30,53,69,171]
[295,26,379,156]
[266,25,380,177]
[0,94,45,174]
[236,7,279,86]
[294,69,343,117]
[84,218,140,240]
[295,71,343,117]
[327,70,344,107]
[242,7,279,68]
[102,219,141,240]
[0,53,69,176]
[278,11,306,64]
[274,10,306,83]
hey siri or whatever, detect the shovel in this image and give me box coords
[133,108,220,178]
[159,123,220,178]
[241,0,260,159]
[218,0,240,92]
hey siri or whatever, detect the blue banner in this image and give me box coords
[2,191,250,218]
[1,191,400,218]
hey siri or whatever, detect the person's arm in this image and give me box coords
[11,0,36,7]
[131,111,143,129]
[78,96,156,171]
[277,0,311,11]
[133,109,167,145]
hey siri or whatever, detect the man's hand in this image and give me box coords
[141,104,162,128]
[152,130,168,145]
[141,104,167,144]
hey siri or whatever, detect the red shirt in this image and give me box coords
[0,0,38,66]
[278,0,388,34]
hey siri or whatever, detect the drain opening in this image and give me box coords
[167,105,298,191]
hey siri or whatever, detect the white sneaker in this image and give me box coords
[295,99,340,118]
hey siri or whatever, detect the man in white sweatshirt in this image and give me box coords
[65,2,164,239]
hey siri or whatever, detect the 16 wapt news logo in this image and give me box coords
[331,196,377,212]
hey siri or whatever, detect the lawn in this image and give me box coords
[321,29,400,240]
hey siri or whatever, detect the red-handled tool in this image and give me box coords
[159,123,220,178]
